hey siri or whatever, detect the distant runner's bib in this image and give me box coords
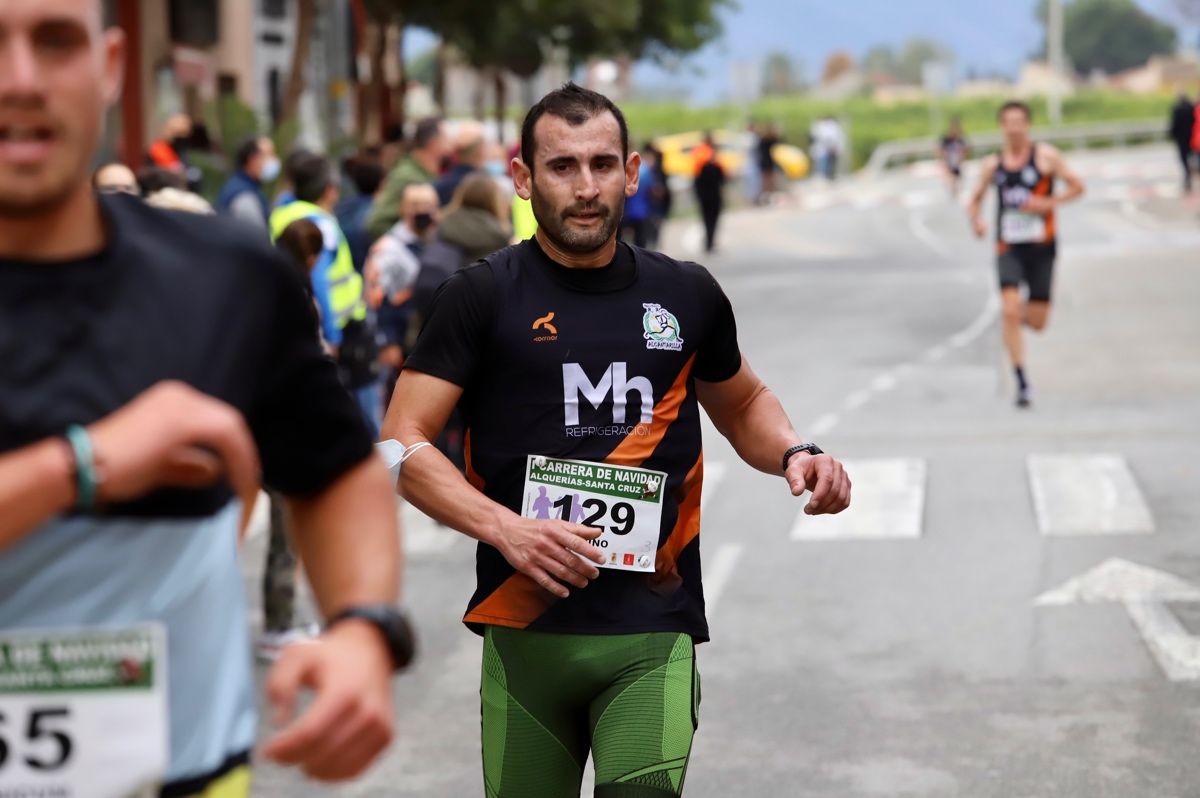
[522,455,667,573]
[0,624,168,798]
[1001,211,1047,245]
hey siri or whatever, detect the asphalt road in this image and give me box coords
[247,144,1200,797]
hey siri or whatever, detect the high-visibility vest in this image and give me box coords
[269,200,366,329]
[512,195,537,241]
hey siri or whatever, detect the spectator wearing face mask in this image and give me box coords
[216,136,281,232]
[365,183,441,391]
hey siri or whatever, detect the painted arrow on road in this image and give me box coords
[1036,558,1200,682]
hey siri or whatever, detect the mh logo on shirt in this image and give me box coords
[562,362,654,437]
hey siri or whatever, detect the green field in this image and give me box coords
[622,91,1173,169]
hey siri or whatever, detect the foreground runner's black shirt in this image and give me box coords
[405,238,741,641]
[0,193,373,514]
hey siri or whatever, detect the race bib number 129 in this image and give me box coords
[523,456,667,573]
[0,624,168,798]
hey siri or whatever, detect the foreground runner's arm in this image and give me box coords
[968,155,1000,238]
[696,360,851,515]
[0,381,260,553]
[382,371,606,599]
[262,454,400,781]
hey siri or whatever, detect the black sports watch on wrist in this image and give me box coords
[782,443,824,472]
[325,605,416,671]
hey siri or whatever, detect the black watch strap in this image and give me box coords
[326,605,416,671]
[782,443,823,472]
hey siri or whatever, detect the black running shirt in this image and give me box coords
[993,143,1057,256]
[405,238,742,641]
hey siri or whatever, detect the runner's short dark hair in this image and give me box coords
[998,100,1032,121]
[291,152,333,203]
[520,82,628,174]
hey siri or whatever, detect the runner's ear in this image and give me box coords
[512,160,533,201]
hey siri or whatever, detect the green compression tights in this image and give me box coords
[481,626,700,798]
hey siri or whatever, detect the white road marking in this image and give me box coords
[808,412,841,437]
[907,207,955,260]
[1119,197,1171,230]
[704,543,745,611]
[1027,454,1155,536]
[844,389,871,411]
[1036,559,1200,681]
[791,458,926,541]
[924,344,949,362]
[701,461,728,512]
[871,373,898,393]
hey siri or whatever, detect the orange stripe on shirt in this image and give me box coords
[461,428,552,628]
[605,354,696,468]
[1036,176,1056,244]
[655,454,705,579]
[463,572,553,629]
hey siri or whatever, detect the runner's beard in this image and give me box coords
[531,186,623,254]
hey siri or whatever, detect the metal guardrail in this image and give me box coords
[864,119,1166,177]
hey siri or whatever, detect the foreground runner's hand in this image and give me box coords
[86,381,260,503]
[971,215,988,239]
[787,453,851,516]
[262,619,395,780]
[494,516,607,598]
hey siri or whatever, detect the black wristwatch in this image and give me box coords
[326,605,416,671]
[782,443,823,472]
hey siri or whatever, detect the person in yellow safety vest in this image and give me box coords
[511,193,538,242]
[270,151,382,436]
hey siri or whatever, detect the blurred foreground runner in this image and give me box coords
[0,1,412,794]
[384,83,850,797]
[968,100,1085,408]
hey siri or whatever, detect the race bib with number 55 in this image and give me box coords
[0,624,168,798]
[522,455,667,573]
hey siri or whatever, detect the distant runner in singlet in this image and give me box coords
[967,100,1085,408]
[938,117,969,195]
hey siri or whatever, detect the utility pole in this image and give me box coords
[1048,0,1065,125]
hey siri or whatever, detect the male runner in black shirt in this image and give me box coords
[384,83,850,797]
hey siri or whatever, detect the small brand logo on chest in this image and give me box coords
[532,312,558,342]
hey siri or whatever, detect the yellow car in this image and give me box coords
[652,130,810,180]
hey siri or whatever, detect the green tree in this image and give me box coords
[862,45,898,79]
[894,38,953,84]
[408,0,730,136]
[761,51,799,96]
[821,51,856,85]
[1035,0,1178,73]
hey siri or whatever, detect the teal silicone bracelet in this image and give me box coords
[64,425,97,511]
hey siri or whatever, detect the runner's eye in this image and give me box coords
[34,22,88,55]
